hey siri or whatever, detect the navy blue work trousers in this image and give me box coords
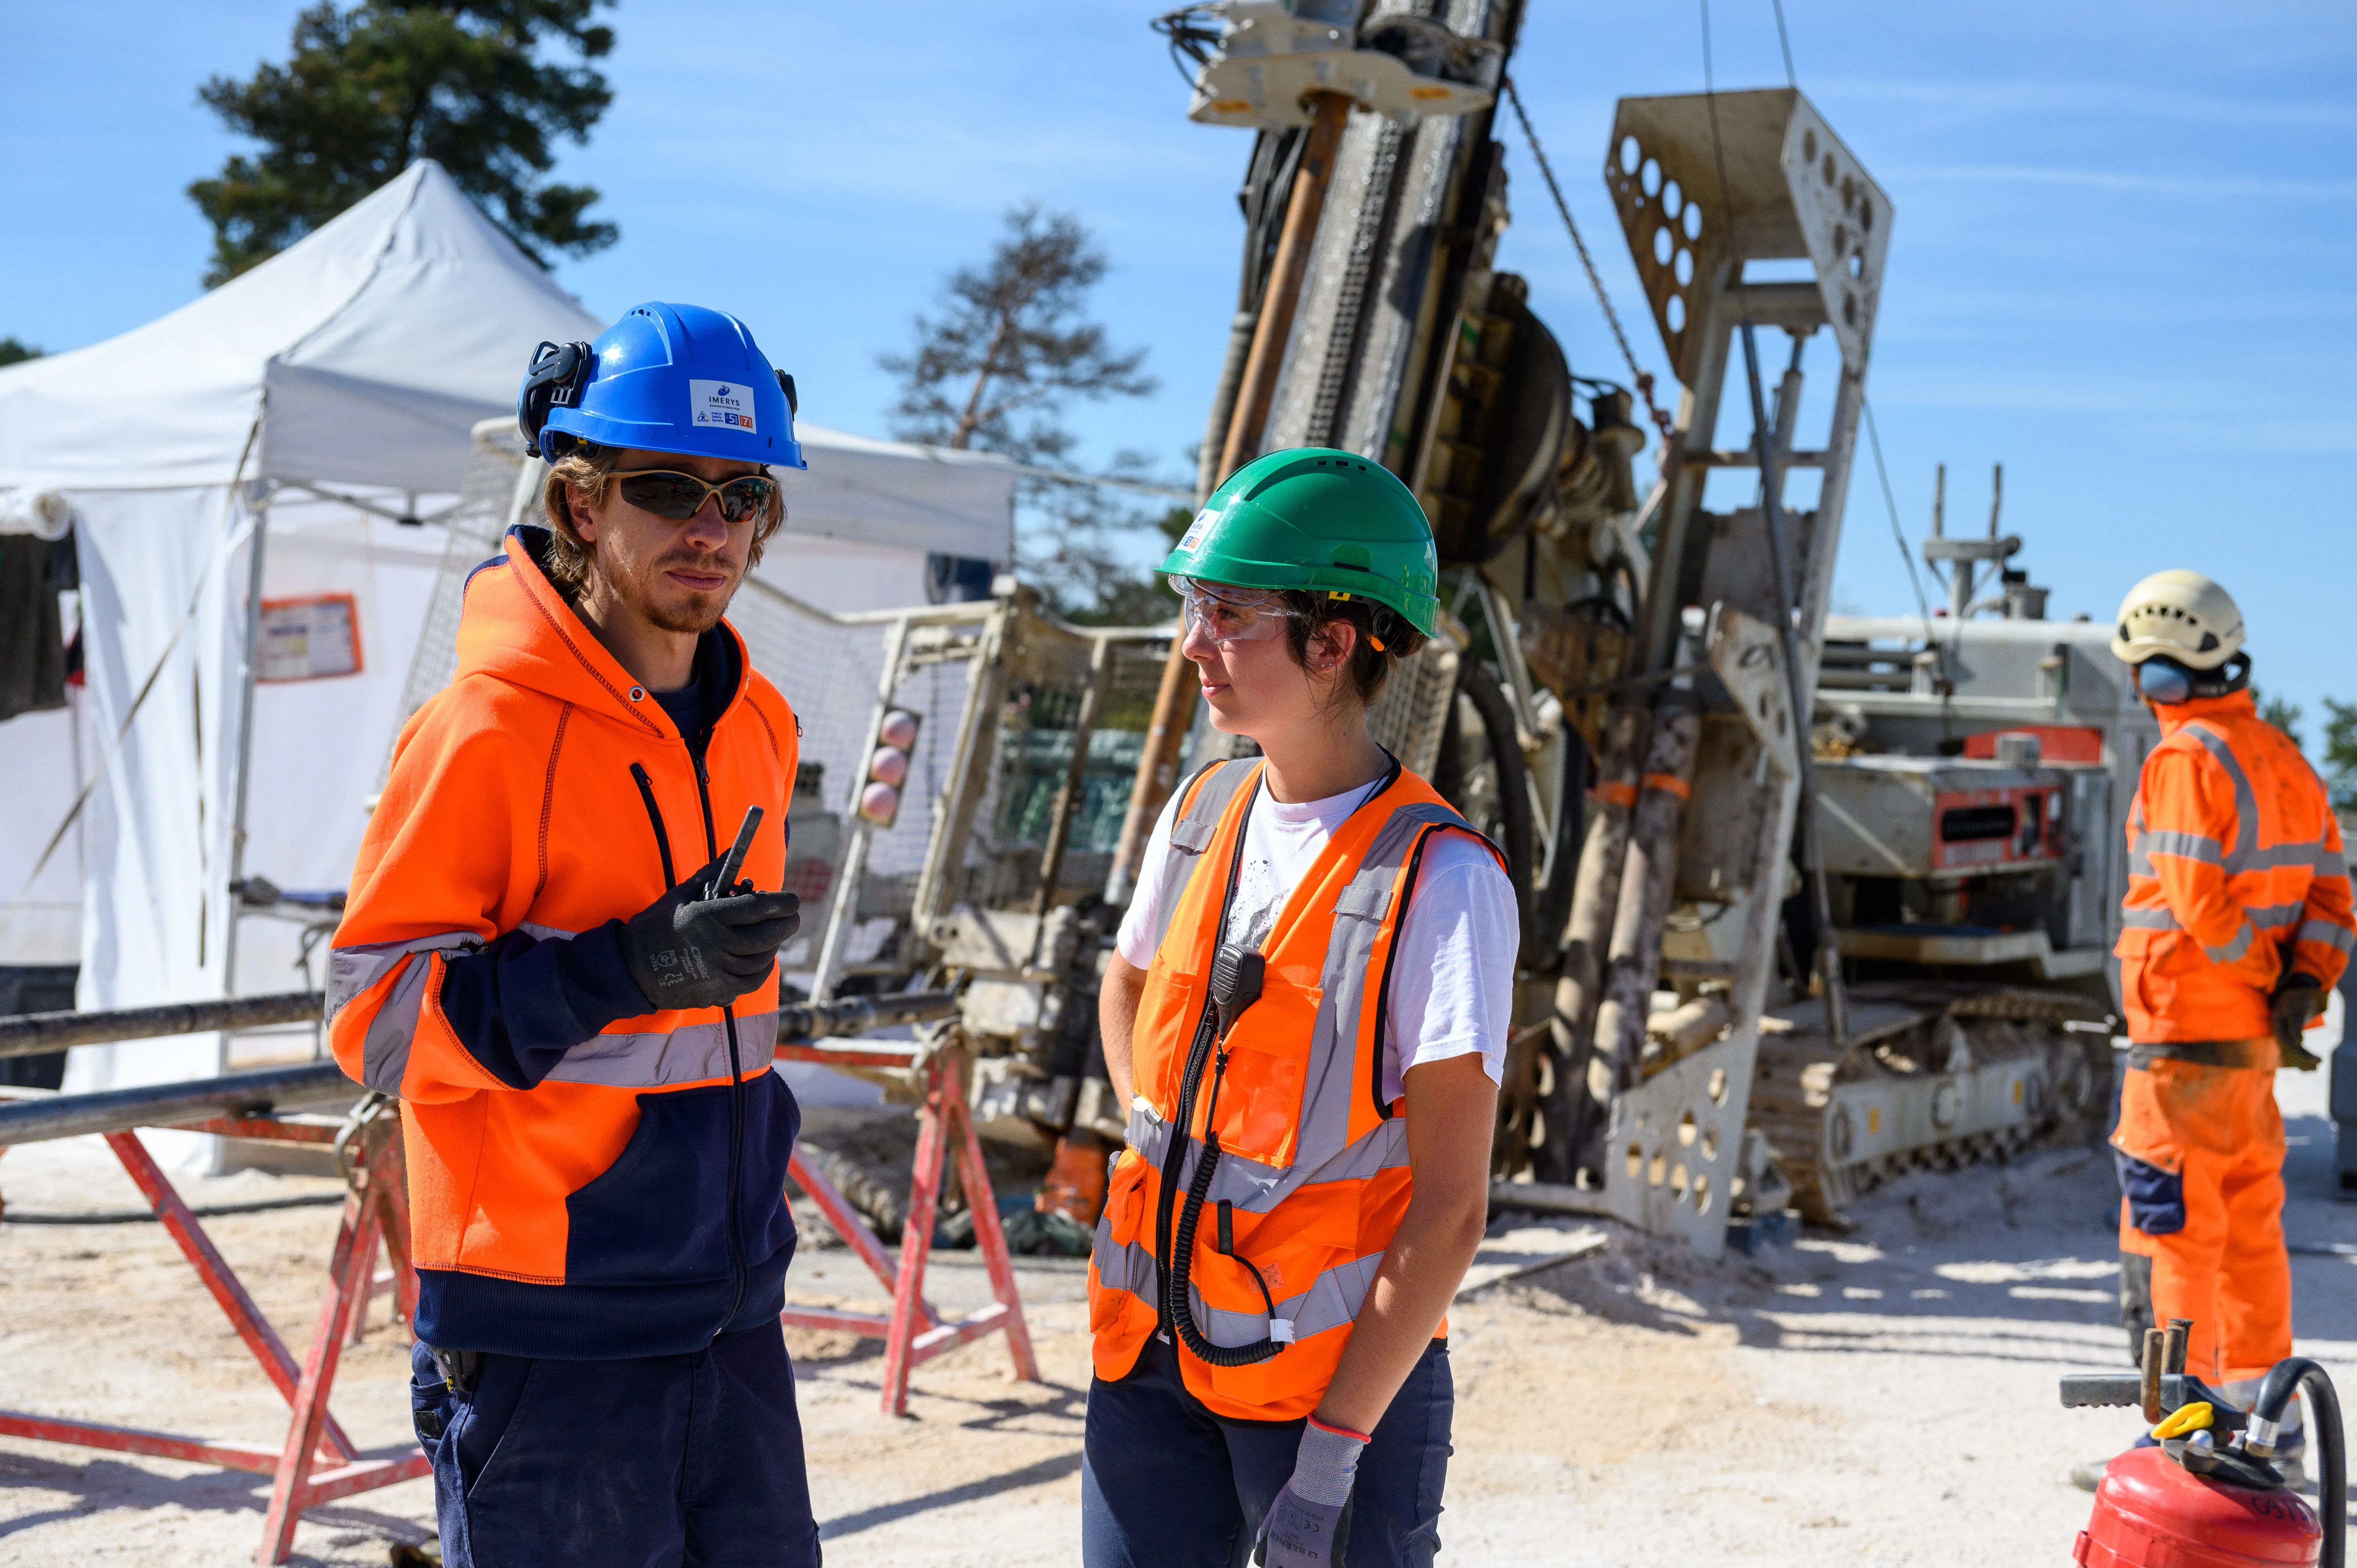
[1081,1335,1454,1568]
[408,1325,820,1568]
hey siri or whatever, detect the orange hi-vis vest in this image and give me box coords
[1088,758,1501,1420]
[2117,689,2355,1042]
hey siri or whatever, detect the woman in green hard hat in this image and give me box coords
[1084,449,1516,1568]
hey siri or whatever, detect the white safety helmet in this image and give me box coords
[2110,570,2244,671]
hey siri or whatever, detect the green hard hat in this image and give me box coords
[1163,448,1440,636]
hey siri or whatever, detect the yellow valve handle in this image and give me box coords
[2152,1402,2215,1440]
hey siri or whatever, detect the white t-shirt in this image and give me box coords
[1115,773,1518,1103]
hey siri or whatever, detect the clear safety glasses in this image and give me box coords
[611,468,777,524]
[1171,577,1301,645]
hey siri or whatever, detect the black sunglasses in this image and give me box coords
[611,468,777,524]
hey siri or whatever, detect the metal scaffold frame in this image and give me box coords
[776,1037,1039,1416]
[0,1000,1032,1558]
[0,1096,428,1567]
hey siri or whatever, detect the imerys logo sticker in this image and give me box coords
[1176,507,1217,553]
[690,380,757,433]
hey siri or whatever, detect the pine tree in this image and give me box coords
[879,205,1173,621]
[2320,699,2357,814]
[189,1,618,286]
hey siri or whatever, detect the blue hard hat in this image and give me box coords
[520,301,806,469]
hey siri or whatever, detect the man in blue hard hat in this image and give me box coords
[329,302,820,1565]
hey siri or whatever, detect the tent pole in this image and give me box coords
[217,489,274,1083]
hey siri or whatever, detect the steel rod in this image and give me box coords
[0,991,959,1144]
[777,990,958,1042]
[0,991,323,1060]
[1109,91,1353,906]
[0,1062,360,1146]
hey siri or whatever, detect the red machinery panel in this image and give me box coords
[1933,782,2064,872]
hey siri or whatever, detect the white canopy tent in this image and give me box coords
[0,161,1013,1119]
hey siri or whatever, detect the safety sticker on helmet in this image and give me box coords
[1177,508,1216,552]
[689,379,757,433]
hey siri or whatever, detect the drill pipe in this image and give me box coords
[1584,691,1705,1165]
[1539,700,1650,1181]
[0,990,962,1144]
[0,991,324,1061]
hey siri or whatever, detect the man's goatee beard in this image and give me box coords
[647,597,729,635]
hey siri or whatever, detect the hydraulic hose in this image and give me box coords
[2249,1358,2345,1568]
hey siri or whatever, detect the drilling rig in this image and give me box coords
[419,2,2152,1253]
[1102,0,2145,1256]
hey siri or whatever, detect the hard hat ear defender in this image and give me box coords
[2135,651,2251,706]
[519,340,595,460]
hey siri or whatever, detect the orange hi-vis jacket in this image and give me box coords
[1088,758,1501,1421]
[2116,689,2355,1042]
[327,526,802,1360]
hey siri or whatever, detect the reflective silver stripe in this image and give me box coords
[1295,805,1487,1169]
[2240,901,2305,932]
[1127,1101,1174,1170]
[2241,841,2327,872]
[362,960,433,1092]
[2297,919,2357,955]
[2318,849,2349,880]
[1195,1249,1387,1347]
[2203,923,2256,964]
[541,1009,779,1088]
[325,930,482,1023]
[2179,724,2260,875]
[1108,1222,1395,1350]
[329,930,484,1093]
[2120,906,2182,931]
[1147,761,1256,955]
[1091,1222,1159,1308]
[2135,830,2223,867]
[1197,1119,1410,1213]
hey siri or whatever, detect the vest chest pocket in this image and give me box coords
[1210,968,1323,1171]
[1135,959,1207,1118]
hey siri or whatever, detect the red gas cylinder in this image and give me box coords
[2076,1447,2322,1568]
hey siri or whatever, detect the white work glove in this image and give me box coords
[1253,1416,1367,1567]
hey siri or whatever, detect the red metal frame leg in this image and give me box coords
[788,1150,913,1303]
[257,1130,393,1565]
[948,1068,1039,1383]
[345,1210,381,1346]
[372,1125,420,1334]
[101,1130,356,1463]
[877,1051,955,1416]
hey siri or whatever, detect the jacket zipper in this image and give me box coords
[629,755,750,1334]
[629,764,678,886]
[696,752,752,1332]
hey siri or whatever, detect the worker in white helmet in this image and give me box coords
[2074,570,2352,1493]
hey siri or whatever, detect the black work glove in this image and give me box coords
[620,856,800,1012]
[2270,973,2326,1071]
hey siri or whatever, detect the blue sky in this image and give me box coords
[5,2,2353,733]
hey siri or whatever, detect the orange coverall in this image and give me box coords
[2111,689,2353,1384]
